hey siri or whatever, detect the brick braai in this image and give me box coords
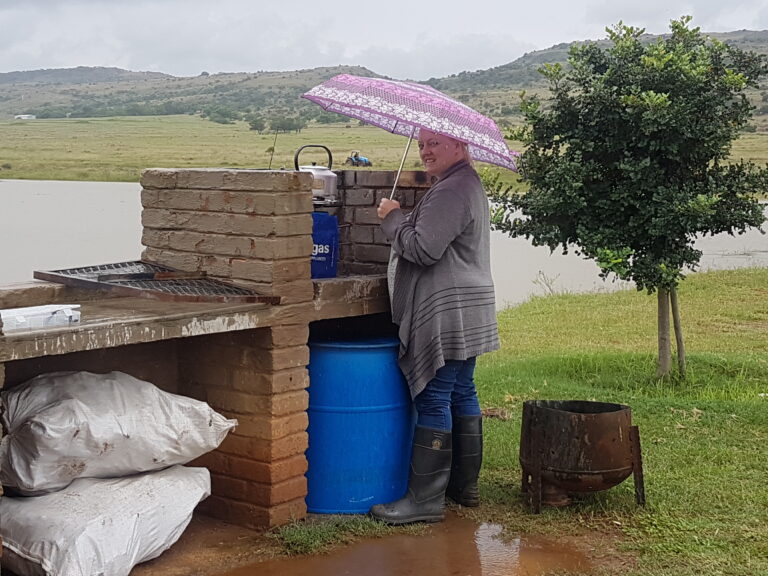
[137,167,432,528]
[0,167,433,532]
[139,168,315,528]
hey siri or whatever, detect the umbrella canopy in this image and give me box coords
[302,74,518,172]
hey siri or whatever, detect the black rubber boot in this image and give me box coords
[369,426,452,525]
[446,415,483,507]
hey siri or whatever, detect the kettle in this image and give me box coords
[294,145,338,204]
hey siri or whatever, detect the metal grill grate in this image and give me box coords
[110,278,256,297]
[34,261,280,304]
[50,261,170,279]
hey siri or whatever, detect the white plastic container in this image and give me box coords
[0,304,81,334]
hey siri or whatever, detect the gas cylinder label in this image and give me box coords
[313,243,331,256]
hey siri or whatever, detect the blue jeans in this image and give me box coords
[413,358,480,430]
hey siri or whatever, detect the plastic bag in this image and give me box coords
[0,465,211,576]
[0,370,236,494]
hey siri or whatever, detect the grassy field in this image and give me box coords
[0,115,433,182]
[2,114,767,188]
[273,268,768,576]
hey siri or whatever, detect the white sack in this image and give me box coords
[0,370,236,494]
[0,465,211,576]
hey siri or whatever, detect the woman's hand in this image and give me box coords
[377,198,401,219]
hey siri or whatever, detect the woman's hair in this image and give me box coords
[421,129,474,167]
[459,141,474,166]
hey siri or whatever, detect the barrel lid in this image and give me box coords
[310,336,399,349]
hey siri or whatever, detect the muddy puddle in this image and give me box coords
[219,513,590,576]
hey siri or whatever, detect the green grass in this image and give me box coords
[474,268,768,576]
[272,515,426,556]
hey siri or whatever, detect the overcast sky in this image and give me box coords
[1,0,767,80]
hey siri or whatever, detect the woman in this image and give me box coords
[369,129,500,525]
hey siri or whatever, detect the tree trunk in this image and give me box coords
[670,287,686,378]
[656,288,672,378]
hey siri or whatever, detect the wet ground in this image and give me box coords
[222,514,590,576]
[132,511,593,576]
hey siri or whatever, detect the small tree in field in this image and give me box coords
[491,17,768,378]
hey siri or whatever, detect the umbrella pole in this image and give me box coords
[390,128,415,199]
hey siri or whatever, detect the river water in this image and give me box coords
[1,179,766,308]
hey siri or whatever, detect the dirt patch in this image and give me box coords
[131,514,283,576]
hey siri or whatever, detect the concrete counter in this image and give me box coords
[0,273,390,530]
[0,274,389,363]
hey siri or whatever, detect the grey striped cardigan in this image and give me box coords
[381,160,500,399]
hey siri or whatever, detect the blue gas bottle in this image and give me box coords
[311,211,339,279]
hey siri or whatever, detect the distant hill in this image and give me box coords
[0,66,172,85]
[422,30,768,122]
[427,30,768,92]
[1,30,766,124]
[0,65,379,124]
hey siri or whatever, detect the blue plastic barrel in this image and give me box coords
[306,337,414,514]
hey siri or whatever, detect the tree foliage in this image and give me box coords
[200,104,240,124]
[245,113,267,132]
[493,17,767,292]
[490,17,768,377]
[268,116,307,133]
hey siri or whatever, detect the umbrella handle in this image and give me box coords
[390,128,415,200]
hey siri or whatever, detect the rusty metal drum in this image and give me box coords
[519,400,643,511]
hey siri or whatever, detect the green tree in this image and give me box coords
[245,113,267,133]
[268,116,293,133]
[315,111,345,124]
[201,104,239,124]
[491,17,768,378]
[268,116,307,133]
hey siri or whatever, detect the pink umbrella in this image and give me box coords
[302,74,518,196]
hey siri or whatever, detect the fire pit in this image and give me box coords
[519,400,646,513]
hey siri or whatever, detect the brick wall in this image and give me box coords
[140,168,315,304]
[141,167,433,282]
[334,170,432,275]
[180,327,309,528]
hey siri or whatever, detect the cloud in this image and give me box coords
[354,35,537,80]
[584,0,768,35]
[0,0,766,79]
